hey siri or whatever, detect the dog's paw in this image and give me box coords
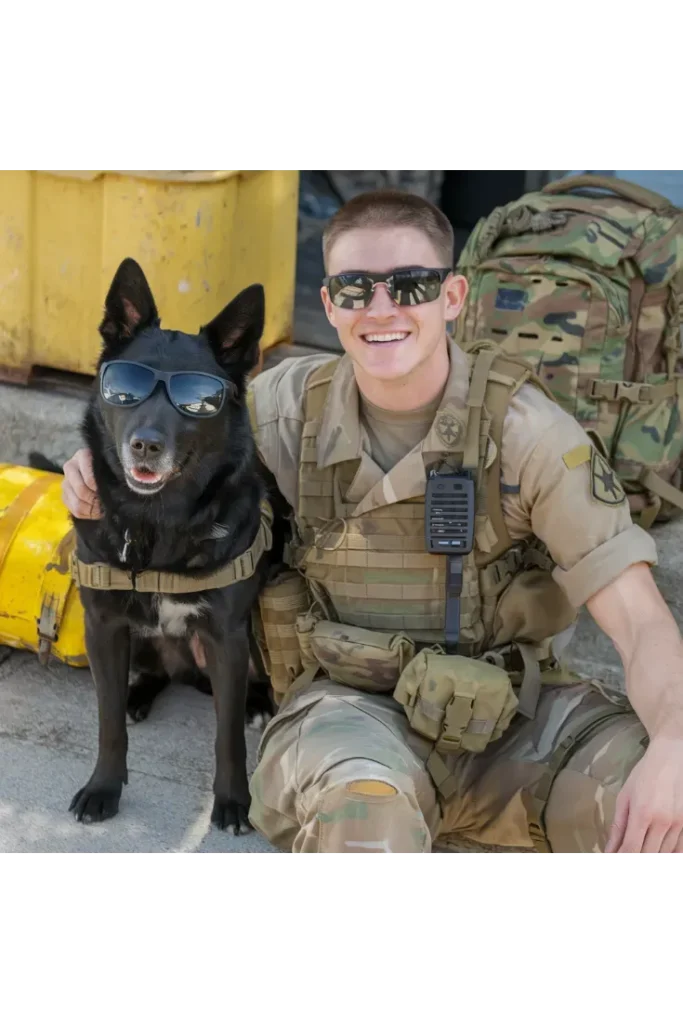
[246,710,272,732]
[127,675,168,723]
[126,695,153,723]
[245,681,275,732]
[69,781,122,823]
[211,797,252,836]
[126,700,152,724]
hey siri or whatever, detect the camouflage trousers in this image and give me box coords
[248,678,647,853]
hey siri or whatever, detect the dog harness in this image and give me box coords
[71,501,273,594]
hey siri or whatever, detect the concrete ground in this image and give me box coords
[2,379,682,853]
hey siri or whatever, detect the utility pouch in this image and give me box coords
[257,570,311,700]
[309,621,416,693]
[394,649,518,754]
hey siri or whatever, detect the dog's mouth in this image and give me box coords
[130,465,165,486]
[124,464,181,494]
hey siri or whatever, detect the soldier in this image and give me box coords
[63,190,683,854]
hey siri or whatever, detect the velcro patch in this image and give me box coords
[562,444,591,470]
[590,448,626,506]
[346,780,397,798]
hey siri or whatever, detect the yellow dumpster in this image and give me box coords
[0,170,299,382]
[0,464,87,666]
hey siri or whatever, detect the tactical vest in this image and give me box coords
[255,344,577,707]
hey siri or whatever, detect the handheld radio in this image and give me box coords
[425,470,476,652]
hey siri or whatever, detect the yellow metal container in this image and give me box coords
[0,464,87,666]
[0,170,299,381]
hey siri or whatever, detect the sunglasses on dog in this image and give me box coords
[323,266,452,310]
[99,360,232,418]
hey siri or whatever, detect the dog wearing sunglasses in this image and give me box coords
[69,257,277,835]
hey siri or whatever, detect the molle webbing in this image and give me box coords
[293,349,548,654]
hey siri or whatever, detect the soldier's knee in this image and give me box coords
[543,714,647,853]
[299,759,431,853]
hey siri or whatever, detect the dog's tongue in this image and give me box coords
[131,467,163,484]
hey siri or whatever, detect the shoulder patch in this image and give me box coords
[590,448,626,506]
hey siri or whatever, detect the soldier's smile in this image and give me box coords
[360,330,412,346]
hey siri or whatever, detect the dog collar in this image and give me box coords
[71,501,273,594]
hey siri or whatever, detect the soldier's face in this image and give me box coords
[321,226,467,382]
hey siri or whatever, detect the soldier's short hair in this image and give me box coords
[322,189,454,271]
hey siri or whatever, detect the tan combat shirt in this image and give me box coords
[250,341,657,609]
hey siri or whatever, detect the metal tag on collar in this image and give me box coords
[120,529,132,563]
[425,469,476,653]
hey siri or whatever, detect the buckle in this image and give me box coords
[616,381,651,403]
[589,379,653,404]
[588,379,616,400]
[91,565,111,588]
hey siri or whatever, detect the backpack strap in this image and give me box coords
[303,358,341,422]
[471,345,555,561]
[542,174,674,214]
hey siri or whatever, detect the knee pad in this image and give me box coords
[310,760,430,853]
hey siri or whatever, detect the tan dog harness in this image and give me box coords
[71,501,273,594]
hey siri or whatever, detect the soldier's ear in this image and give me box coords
[444,273,468,322]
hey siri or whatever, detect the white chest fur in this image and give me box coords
[136,597,209,638]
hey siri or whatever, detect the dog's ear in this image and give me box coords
[99,258,159,348]
[202,284,265,375]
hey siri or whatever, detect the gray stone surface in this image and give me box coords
[1,378,682,853]
[1,380,87,469]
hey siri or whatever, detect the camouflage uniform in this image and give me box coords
[247,343,656,853]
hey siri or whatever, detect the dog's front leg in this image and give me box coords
[70,613,131,823]
[203,628,251,835]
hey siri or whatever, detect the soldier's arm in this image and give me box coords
[586,562,683,740]
[586,563,683,853]
[500,383,657,602]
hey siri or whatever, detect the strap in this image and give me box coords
[37,529,77,665]
[481,354,536,558]
[303,358,340,422]
[0,473,56,568]
[444,555,464,652]
[588,377,681,404]
[462,347,498,470]
[514,642,542,720]
[72,502,273,594]
[426,750,459,802]
[639,467,683,513]
[278,664,320,707]
[542,174,673,214]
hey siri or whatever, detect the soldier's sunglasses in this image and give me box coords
[323,266,452,310]
[99,360,233,418]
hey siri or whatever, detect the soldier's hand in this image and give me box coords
[606,735,683,852]
[62,448,102,520]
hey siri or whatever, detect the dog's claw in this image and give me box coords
[127,702,152,723]
[70,782,122,823]
[211,797,252,835]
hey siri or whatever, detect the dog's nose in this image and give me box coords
[129,429,165,460]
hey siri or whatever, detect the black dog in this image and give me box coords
[68,258,276,835]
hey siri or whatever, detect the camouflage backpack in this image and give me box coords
[454,174,683,528]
